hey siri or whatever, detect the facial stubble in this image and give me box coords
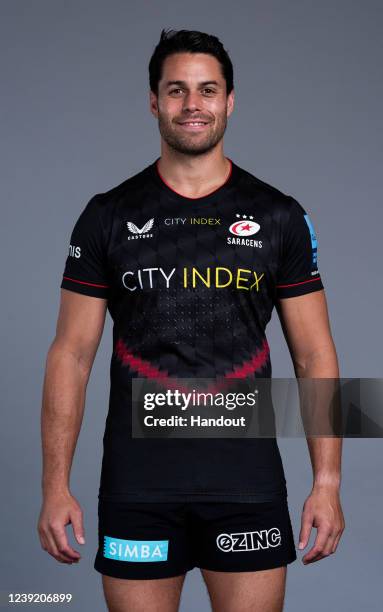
[157,107,228,156]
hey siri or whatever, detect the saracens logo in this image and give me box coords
[227,214,262,249]
[126,218,154,240]
[229,214,260,237]
[216,528,281,552]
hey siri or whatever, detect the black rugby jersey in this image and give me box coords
[60,158,324,503]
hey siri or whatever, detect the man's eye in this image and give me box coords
[169,88,216,95]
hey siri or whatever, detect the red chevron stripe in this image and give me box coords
[114,337,270,392]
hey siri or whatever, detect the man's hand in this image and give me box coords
[298,485,345,564]
[37,491,85,564]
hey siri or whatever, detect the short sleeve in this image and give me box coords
[60,194,110,298]
[275,197,324,299]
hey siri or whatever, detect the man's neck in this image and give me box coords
[156,150,231,198]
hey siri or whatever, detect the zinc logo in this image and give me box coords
[216,528,281,552]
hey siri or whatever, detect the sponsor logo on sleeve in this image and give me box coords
[68,244,81,258]
[304,214,318,267]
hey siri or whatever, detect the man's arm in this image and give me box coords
[276,289,345,564]
[38,289,107,564]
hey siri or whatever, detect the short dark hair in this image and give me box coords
[149,28,234,96]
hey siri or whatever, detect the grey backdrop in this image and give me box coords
[1,0,382,610]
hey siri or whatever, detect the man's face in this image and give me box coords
[150,52,234,156]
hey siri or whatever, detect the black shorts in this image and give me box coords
[94,497,297,579]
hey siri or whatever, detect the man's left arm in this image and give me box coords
[276,289,345,564]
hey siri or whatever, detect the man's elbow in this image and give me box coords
[292,340,339,377]
[46,336,95,379]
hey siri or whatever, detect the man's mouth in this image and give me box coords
[177,120,210,130]
[179,121,208,125]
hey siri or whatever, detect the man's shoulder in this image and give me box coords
[95,162,153,203]
[91,159,300,217]
[234,162,306,223]
[235,162,297,212]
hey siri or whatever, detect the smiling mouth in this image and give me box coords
[179,121,208,125]
[177,121,210,130]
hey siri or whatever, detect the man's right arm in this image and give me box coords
[37,289,107,564]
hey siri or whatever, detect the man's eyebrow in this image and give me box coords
[164,80,221,88]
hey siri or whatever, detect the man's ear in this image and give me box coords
[149,90,159,118]
[227,88,235,118]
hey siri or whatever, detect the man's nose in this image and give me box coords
[182,92,202,112]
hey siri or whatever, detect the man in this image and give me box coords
[38,29,345,612]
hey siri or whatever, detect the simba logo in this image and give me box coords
[126,218,154,240]
[103,536,168,562]
[216,528,281,552]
